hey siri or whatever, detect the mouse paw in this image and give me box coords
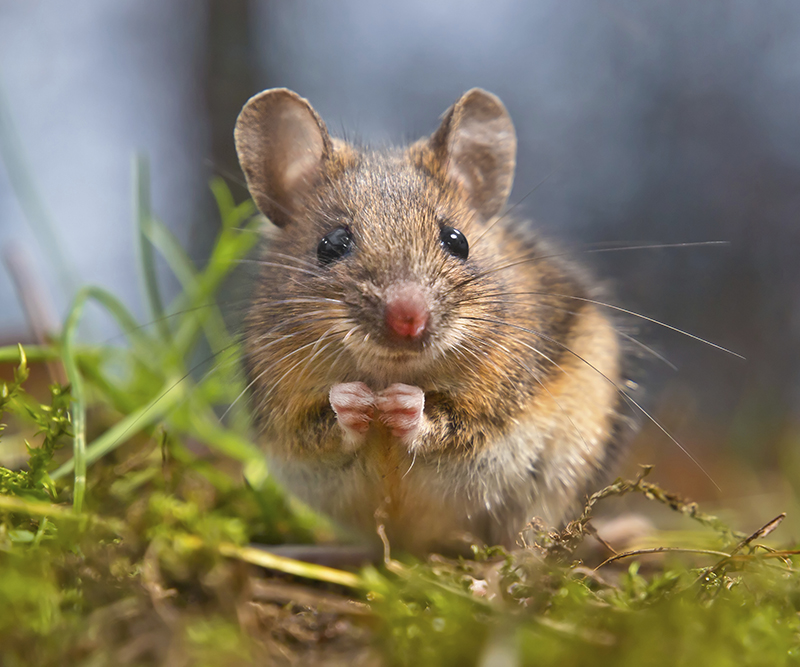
[376,383,425,446]
[330,382,375,447]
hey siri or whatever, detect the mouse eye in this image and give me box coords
[317,227,354,265]
[439,225,469,260]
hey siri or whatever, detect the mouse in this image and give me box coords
[234,87,630,554]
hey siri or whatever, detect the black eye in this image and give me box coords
[439,225,469,260]
[317,227,354,265]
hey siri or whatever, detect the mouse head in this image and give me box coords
[236,88,519,383]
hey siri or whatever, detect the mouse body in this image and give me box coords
[235,88,628,553]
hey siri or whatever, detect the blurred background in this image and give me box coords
[1,1,799,532]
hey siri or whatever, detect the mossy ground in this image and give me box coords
[1,179,799,666]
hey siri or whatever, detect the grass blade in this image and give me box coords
[61,288,90,512]
[51,374,185,480]
[133,154,170,342]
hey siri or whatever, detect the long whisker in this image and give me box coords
[466,297,678,371]
[535,300,678,371]
[233,259,322,277]
[460,330,591,454]
[260,336,340,404]
[463,315,721,491]
[259,249,321,271]
[97,300,250,345]
[201,333,298,408]
[616,330,677,371]
[249,297,348,310]
[292,339,337,389]
[581,240,730,255]
[498,293,744,360]
[515,241,731,270]
[247,311,348,346]
[325,331,356,379]
[79,337,247,459]
[451,240,730,297]
[221,329,342,422]
[310,328,359,382]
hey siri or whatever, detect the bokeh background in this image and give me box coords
[2,1,799,533]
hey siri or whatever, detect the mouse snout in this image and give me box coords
[384,282,430,340]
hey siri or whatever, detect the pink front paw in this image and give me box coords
[376,383,425,445]
[330,382,375,446]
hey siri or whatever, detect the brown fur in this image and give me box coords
[236,88,627,553]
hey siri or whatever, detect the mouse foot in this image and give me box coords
[376,383,425,446]
[329,382,375,447]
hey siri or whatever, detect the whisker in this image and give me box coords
[97,300,249,345]
[616,330,677,371]
[463,315,721,491]
[293,339,337,388]
[582,240,730,255]
[220,329,342,422]
[465,297,678,371]
[504,240,732,273]
[260,336,340,404]
[248,311,348,346]
[341,325,360,345]
[199,334,299,412]
[325,343,351,378]
[308,333,357,385]
[259,249,321,271]
[80,338,246,460]
[403,450,418,478]
[250,329,340,376]
[460,330,591,454]
[232,333,329,406]
[450,239,730,297]
[234,259,322,277]
[502,292,745,360]
[261,297,347,308]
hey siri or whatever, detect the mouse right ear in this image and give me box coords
[429,89,517,220]
[235,89,332,227]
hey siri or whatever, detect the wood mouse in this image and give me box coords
[234,87,628,554]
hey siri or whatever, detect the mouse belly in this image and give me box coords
[264,423,593,554]
[264,431,477,552]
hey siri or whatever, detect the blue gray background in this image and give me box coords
[1,0,799,508]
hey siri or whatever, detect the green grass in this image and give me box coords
[1,174,799,666]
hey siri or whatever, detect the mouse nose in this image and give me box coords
[384,282,430,340]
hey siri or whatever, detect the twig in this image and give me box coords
[595,547,732,570]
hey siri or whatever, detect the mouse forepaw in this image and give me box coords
[329,382,375,448]
[376,383,425,446]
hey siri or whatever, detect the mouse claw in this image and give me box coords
[330,382,375,447]
[375,383,425,446]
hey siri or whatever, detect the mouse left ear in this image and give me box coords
[428,89,516,219]
[235,88,332,227]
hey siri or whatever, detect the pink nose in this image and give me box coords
[385,283,429,340]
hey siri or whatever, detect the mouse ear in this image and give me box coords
[235,88,332,227]
[430,89,516,219]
